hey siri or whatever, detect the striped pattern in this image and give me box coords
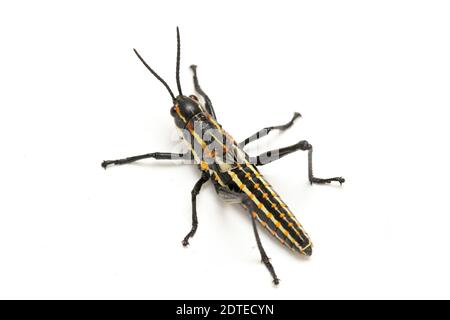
[178,109,312,255]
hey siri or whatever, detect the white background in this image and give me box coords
[1,1,450,299]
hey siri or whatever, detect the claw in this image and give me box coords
[311,177,345,185]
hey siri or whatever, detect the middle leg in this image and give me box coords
[238,112,302,149]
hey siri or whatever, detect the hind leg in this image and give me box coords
[251,140,345,185]
[250,212,280,285]
[213,184,280,285]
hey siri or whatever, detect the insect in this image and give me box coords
[102,27,345,285]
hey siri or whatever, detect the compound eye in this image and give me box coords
[170,106,177,117]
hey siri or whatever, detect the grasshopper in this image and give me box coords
[102,28,344,285]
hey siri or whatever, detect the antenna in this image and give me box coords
[176,27,183,96]
[133,48,176,101]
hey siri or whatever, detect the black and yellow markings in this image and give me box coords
[182,111,311,254]
[227,169,308,253]
[246,206,294,250]
[174,103,187,123]
[252,182,310,253]
[239,165,309,244]
[184,115,231,187]
[247,164,306,230]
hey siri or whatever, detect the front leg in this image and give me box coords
[101,152,189,169]
[190,65,217,119]
[182,171,210,246]
[251,140,345,185]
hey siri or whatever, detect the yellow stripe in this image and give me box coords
[246,175,307,242]
[175,104,187,123]
[246,164,306,231]
[195,116,309,249]
[178,127,227,186]
[189,126,207,149]
[254,214,295,252]
[228,171,303,252]
[183,112,310,252]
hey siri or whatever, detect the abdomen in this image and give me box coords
[226,163,313,256]
[182,112,312,255]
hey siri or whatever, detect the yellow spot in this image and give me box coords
[275,221,281,228]
[262,193,269,199]
[257,203,263,209]
[266,213,273,219]
[251,211,257,218]
[239,183,245,190]
[271,203,277,209]
[245,172,251,178]
[261,222,267,227]
[279,213,285,219]
[249,194,255,200]
[282,229,289,236]
[200,161,208,171]
[288,222,294,228]
[254,183,260,189]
